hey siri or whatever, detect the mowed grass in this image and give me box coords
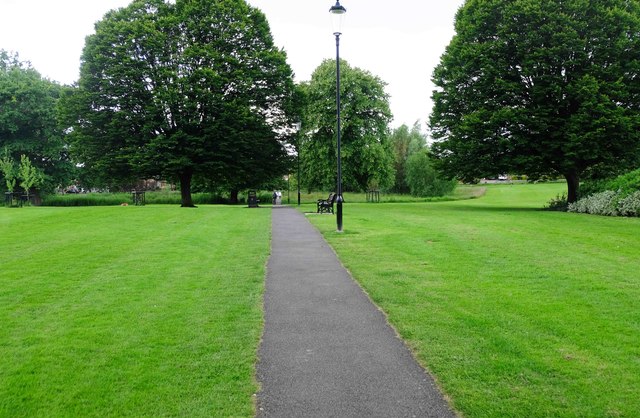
[307,183,640,417]
[0,206,271,417]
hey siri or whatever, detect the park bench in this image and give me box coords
[317,192,337,214]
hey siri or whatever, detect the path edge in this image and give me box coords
[305,212,460,417]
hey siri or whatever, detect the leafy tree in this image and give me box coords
[0,50,72,193]
[18,154,44,200]
[390,122,426,193]
[299,59,395,193]
[63,0,296,206]
[0,149,16,192]
[405,149,456,197]
[430,0,640,202]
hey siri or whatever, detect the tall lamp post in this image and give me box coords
[330,0,346,232]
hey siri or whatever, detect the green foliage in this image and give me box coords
[18,154,43,196]
[299,59,395,192]
[579,178,611,198]
[0,148,16,192]
[308,183,640,416]
[389,122,426,193]
[618,191,640,217]
[544,193,569,211]
[62,0,296,206]
[582,167,640,197]
[40,193,131,207]
[568,189,640,217]
[40,190,274,206]
[430,0,640,203]
[1,151,47,198]
[0,206,269,416]
[569,168,640,216]
[0,50,72,193]
[405,149,456,197]
[568,190,620,216]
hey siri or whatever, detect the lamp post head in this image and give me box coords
[329,1,347,36]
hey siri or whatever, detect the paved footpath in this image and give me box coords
[257,206,456,418]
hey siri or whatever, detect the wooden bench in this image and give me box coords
[317,192,337,214]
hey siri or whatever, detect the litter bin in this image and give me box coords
[248,190,259,208]
[132,190,146,206]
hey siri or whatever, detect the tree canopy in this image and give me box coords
[0,50,72,193]
[430,0,640,202]
[299,59,395,193]
[63,0,296,206]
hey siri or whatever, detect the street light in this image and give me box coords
[330,0,346,232]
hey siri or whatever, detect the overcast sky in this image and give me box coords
[0,0,465,129]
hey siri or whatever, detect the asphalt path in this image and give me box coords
[256,206,456,417]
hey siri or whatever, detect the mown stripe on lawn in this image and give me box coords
[0,205,270,417]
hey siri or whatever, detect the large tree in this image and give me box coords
[64,0,296,206]
[430,0,640,202]
[299,59,395,193]
[0,51,72,193]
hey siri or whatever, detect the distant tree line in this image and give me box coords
[2,0,451,205]
[6,0,636,206]
[0,51,73,195]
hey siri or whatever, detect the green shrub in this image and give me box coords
[568,190,619,216]
[606,168,640,196]
[582,168,640,198]
[618,191,640,217]
[569,188,640,218]
[570,168,640,217]
[545,193,568,211]
[40,190,272,206]
[144,191,227,205]
[41,193,129,207]
[579,178,610,197]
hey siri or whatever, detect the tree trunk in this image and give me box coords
[179,171,196,208]
[230,189,239,204]
[564,171,580,204]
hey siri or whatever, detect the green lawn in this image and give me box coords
[4,184,639,417]
[307,183,640,417]
[0,206,270,417]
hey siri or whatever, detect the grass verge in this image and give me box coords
[0,205,270,417]
[289,184,485,205]
[306,183,640,417]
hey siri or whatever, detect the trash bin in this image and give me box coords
[248,190,259,208]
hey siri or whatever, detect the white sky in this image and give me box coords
[0,0,464,129]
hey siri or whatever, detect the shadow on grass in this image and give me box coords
[430,202,551,214]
